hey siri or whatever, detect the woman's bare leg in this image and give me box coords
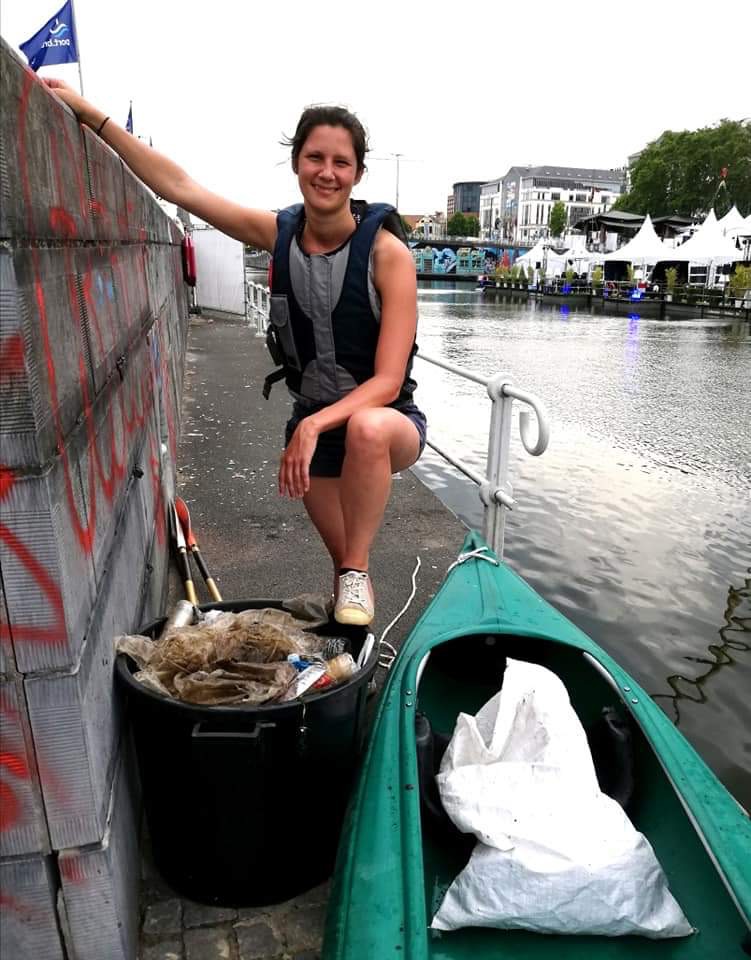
[339,408,421,571]
[303,477,346,597]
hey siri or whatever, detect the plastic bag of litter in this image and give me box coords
[431,658,693,938]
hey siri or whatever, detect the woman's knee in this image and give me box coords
[345,408,391,456]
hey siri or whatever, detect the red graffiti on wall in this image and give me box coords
[0,689,69,837]
[58,855,92,885]
[4,71,169,661]
[0,333,25,378]
[0,72,179,887]
[0,889,41,924]
[49,206,77,239]
[35,275,97,554]
[0,468,66,648]
[84,131,114,233]
[0,748,29,832]
[0,781,21,833]
[56,108,89,224]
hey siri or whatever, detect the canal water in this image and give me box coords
[411,286,751,807]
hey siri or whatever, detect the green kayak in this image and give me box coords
[323,531,751,959]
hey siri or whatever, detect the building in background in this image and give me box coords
[479,178,503,243]
[626,150,643,190]
[479,166,626,243]
[402,213,446,239]
[402,214,422,234]
[413,212,446,239]
[449,181,486,221]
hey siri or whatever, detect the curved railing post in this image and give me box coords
[415,351,550,560]
[484,374,514,556]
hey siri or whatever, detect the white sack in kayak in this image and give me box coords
[431,658,693,938]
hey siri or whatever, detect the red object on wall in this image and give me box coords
[181,235,197,287]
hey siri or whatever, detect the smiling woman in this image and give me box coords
[44,79,427,626]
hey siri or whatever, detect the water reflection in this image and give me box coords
[414,291,751,806]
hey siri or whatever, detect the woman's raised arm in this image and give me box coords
[43,79,277,251]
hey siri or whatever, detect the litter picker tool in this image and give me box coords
[174,496,223,601]
[169,500,198,605]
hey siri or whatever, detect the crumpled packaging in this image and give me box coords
[116,599,335,706]
[171,662,297,705]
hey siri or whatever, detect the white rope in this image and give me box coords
[378,640,398,670]
[446,546,499,574]
[378,556,421,669]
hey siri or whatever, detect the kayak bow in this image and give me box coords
[324,532,751,959]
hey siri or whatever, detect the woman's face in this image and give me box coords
[295,124,363,213]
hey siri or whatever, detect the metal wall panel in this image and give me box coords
[24,472,152,849]
[82,126,129,244]
[0,45,92,244]
[58,747,140,960]
[0,576,14,676]
[0,32,188,957]
[0,446,97,674]
[0,854,65,960]
[0,245,93,470]
[0,678,49,857]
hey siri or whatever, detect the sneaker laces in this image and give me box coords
[338,571,371,610]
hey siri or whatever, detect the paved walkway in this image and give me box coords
[138,311,466,959]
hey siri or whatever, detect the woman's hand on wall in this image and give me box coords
[41,78,277,251]
[43,78,105,128]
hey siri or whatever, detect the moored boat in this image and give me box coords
[323,531,751,959]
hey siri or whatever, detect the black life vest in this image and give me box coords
[263,200,417,407]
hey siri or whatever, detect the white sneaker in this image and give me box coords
[334,571,374,626]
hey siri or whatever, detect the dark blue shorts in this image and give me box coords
[285,402,427,478]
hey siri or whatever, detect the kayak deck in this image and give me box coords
[419,631,747,959]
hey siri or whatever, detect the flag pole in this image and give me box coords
[70,0,84,95]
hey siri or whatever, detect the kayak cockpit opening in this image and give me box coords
[413,630,749,954]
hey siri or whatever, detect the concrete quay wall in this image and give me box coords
[0,39,188,960]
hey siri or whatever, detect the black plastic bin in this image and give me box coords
[116,599,377,906]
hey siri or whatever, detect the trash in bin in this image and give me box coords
[280,652,357,700]
[115,597,377,906]
[115,596,357,705]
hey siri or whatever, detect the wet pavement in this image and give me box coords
[137,310,466,959]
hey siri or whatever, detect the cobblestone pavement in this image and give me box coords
[140,837,327,959]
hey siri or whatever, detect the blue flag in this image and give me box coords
[20,1,79,72]
[126,103,133,134]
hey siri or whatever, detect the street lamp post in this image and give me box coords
[394,153,403,210]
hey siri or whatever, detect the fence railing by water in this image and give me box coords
[244,281,551,557]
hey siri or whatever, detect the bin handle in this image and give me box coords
[190,721,276,752]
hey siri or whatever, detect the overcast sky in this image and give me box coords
[4,1,750,215]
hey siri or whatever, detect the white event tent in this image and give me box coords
[718,205,747,237]
[515,239,570,277]
[662,210,744,265]
[653,209,746,285]
[599,214,672,266]
[515,239,547,268]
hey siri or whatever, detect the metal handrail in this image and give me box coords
[416,353,550,557]
[242,285,551,558]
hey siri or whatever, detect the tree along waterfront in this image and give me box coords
[412,286,751,807]
[614,118,751,219]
